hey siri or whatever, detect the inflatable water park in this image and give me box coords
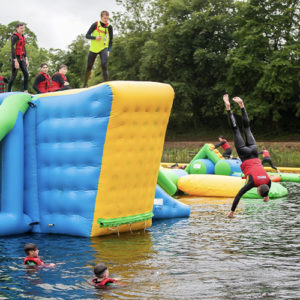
[0,81,190,237]
[160,144,299,199]
[0,81,299,238]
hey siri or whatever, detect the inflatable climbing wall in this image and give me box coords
[0,81,174,237]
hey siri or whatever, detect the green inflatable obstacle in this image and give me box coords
[0,93,31,142]
[157,167,178,196]
[268,172,300,183]
[185,144,223,174]
[242,182,288,199]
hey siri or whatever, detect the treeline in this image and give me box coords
[0,0,299,136]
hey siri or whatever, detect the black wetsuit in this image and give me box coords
[214,141,232,158]
[83,22,113,87]
[8,34,29,92]
[227,108,271,211]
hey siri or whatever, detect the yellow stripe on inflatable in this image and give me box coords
[178,174,246,197]
[91,81,174,236]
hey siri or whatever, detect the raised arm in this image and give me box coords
[228,176,254,217]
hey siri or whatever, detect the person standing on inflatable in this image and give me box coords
[50,64,72,92]
[214,136,232,158]
[8,23,29,92]
[83,11,113,87]
[33,63,51,94]
[222,94,271,218]
[259,146,279,172]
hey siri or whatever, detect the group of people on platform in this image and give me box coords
[0,10,113,94]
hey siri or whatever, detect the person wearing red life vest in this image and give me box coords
[214,136,232,158]
[259,146,279,172]
[222,94,271,218]
[8,23,29,92]
[83,10,113,87]
[23,243,55,267]
[33,63,51,94]
[50,64,72,92]
[0,75,8,93]
[91,263,121,288]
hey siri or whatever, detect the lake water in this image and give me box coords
[0,182,299,299]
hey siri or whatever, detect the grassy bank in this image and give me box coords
[162,141,300,167]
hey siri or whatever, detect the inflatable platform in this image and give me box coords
[160,144,289,199]
[0,81,177,237]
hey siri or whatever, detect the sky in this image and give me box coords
[0,0,123,50]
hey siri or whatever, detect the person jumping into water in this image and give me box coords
[8,23,29,92]
[223,94,271,218]
[83,10,113,87]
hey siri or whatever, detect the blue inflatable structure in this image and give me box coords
[0,82,190,237]
[153,185,190,219]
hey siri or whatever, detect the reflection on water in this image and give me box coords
[0,182,299,299]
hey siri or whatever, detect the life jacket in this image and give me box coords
[50,73,67,91]
[91,277,117,288]
[24,257,44,266]
[37,72,51,93]
[13,32,26,60]
[241,158,270,187]
[221,139,231,151]
[262,150,270,158]
[90,21,109,53]
[0,76,6,93]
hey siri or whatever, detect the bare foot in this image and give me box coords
[232,97,244,108]
[223,94,230,110]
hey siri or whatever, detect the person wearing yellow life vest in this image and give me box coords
[83,11,113,88]
[8,23,29,92]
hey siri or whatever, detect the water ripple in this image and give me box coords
[0,182,299,299]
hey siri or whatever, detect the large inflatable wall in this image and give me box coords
[0,81,175,237]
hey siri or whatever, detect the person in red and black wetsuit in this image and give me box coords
[214,136,232,158]
[222,94,271,218]
[23,243,55,267]
[259,147,279,172]
[91,263,120,288]
[33,63,51,94]
[50,64,72,92]
[0,75,9,93]
[8,23,29,92]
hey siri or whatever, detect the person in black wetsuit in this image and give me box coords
[223,94,271,218]
[83,10,113,87]
[33,63,51,94]
[51,64,71,92]
[8,23,29,92]
[214,136,232,158]
[259,146,279,172]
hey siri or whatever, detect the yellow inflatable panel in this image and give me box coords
[178,174,245,197]
[91,81,174,236]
